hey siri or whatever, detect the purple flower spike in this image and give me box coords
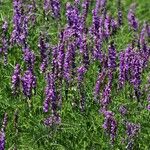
[21,69,36,99]
[102,110,117,145]
[50,0,61,18]
[11,64,21,94]
[23,47,35,69]
[126,122,140,139]
[44,113,61,126]
[108,41,117,70]
[43,72,56,113]
[127,7,138,31]
[94,70,106,102]
[101,81,112,109]
[0,113,8,150]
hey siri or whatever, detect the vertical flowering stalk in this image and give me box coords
[102,110,117,145]
[38,35,49,73]
[125,122,140,150]
[0,113,8,150]
[43,72,61,126]
[104,14,111,39]
[101,81,112,109]
[77,65,87,111]
[23,47,35,70]
[63,42,75,82]
[94,69,107,103]
[130,54,142,101]
[10,0,23,45]
[21,69,36,99]
[50,0,61,19]
[43,72,56,113]
[11,64,21,94]
[127,6,138,32]
[1,20,9,65]
[108,41,117,71]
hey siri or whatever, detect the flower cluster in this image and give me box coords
[102,110,118,144]
[21,69,36,99]
[0,113,8,150]
[11,64,21,94]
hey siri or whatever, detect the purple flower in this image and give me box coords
[63,42,75,82]
[102,110,117,144]
[0,131,5,150]
[104,14,111,38]
[0,113,8,150]
[126,122,140,139]
[43,72,56,113]
[21,69,36,99]
[127,7,138,31]
[66,2,80,29]
[108,41,117,70]
[44,113,61,126]
[50,0,61,18]
[101,81,112,109]
[11,64,21,94]
[94,69,106,102]
[119,105,127,116]
[23,47,35,69]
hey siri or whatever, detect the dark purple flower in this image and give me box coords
[11,64,21,94]
[127,7,138,31]
[50,0,61,18]
[94,69,106,102]
[0,113,8,150]
[126,122,140,139]
[23,47,35,69]
[104,14,111,38]
[101,81,112,109]
[44,113,61,126]
[66,2,80,29]
[108,41,117,70]
[102,110,117,144]
[21,69,36,99]
[43,72,56,113]
[63,42,75,82]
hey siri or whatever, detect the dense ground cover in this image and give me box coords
[0,0,150,149]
